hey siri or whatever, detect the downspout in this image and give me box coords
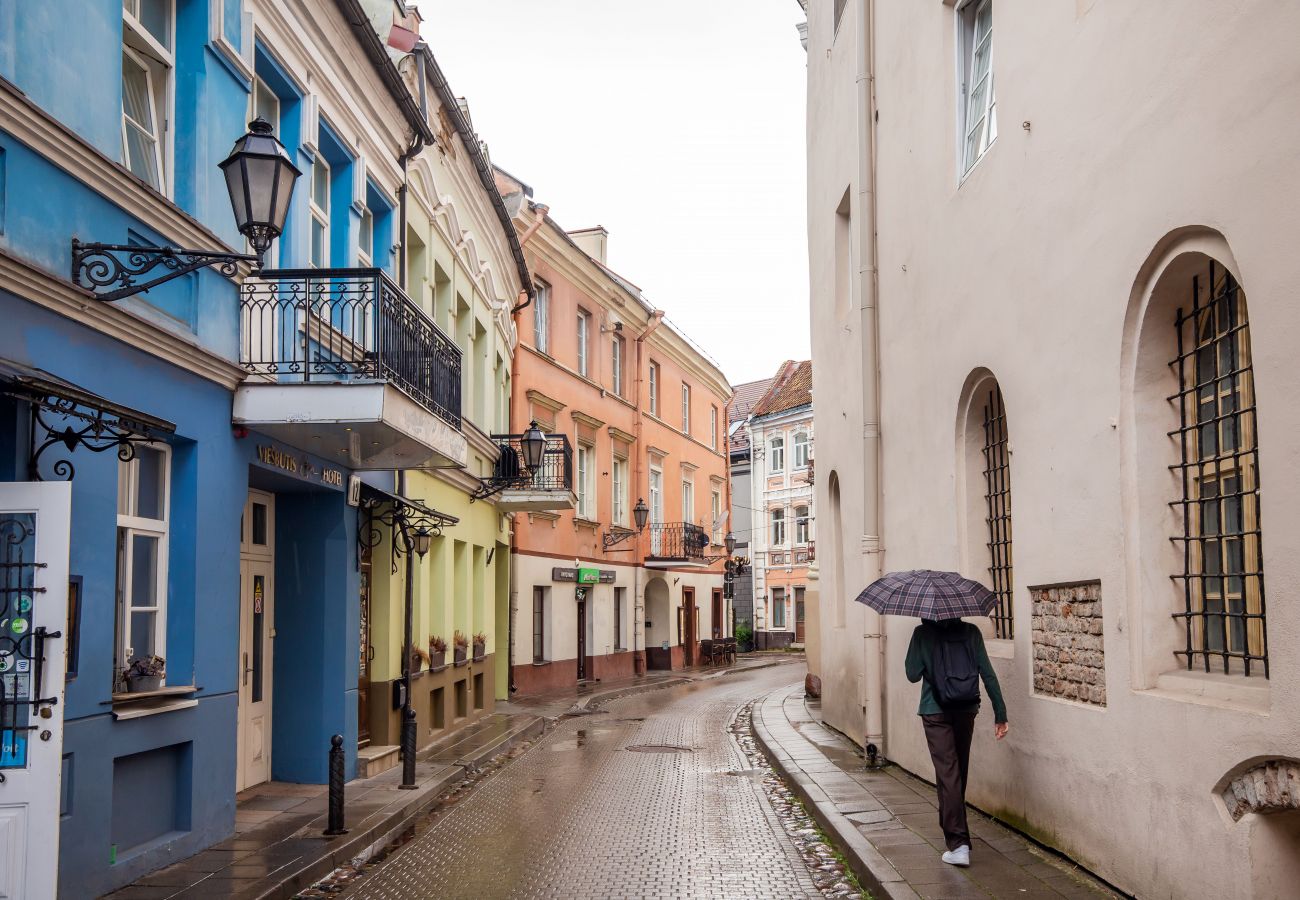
[633,309,666,675]
[856,0,886,756]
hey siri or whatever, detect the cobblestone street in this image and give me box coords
[341,662,826,899]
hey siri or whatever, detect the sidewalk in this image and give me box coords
[105,713,544,900]
[752,684,1121,900]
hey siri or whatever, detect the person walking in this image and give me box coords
[853,570,1011,869]
[905,617,1008,867]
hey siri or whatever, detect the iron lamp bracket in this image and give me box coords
[71,239,259,303]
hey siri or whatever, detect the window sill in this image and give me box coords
[1140,669,1270,714]
[532,660,551,667]
[574,517,600,530]
[985,638,1015,660]
[110,685,200,720]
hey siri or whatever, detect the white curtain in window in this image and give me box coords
[122,51,161,187]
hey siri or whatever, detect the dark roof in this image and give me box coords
[750,359,812,418]
[727,376,775,455]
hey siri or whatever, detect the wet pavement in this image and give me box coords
[338,661,835,899]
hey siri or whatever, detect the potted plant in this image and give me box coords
[472,632,486,661]
[453,630,468,666]
[409,643,429,675]
[125,654,165,693]
[429,635,447,671]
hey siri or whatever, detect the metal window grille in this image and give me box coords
[981,385,1013,639]
[1171,263,1267,677]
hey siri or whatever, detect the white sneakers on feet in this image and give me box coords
[941,845,971,867]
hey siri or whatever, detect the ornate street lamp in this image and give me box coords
[724,531,737,556]
[412,526,432,559]
[520,420,547,471]
[72,118,300,302]
[603,497,651,550]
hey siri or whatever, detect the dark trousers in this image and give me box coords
[922,710,977,850]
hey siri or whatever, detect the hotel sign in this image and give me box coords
[256,444,345,489]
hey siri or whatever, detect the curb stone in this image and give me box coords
[751,688,922,900]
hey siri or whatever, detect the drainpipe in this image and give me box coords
[632,309,666,675]
[856,0,886,757]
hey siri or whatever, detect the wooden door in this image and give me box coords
[682,587,696,665]
[576,588,588,680]
[711,588,723,638]
[358,541,372,748]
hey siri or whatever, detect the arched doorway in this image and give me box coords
[644,577,672,670]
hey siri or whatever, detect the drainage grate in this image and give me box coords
[625,744,693,754]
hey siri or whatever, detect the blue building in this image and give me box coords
[0,1,479,895]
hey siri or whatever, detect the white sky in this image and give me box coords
[417,0,810,386]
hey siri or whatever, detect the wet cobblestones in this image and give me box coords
[337,664,839,899]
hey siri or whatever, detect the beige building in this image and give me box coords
[804,1,1300,898]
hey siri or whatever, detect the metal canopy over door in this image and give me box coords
[237,490,275,792]
[0,481,71,900]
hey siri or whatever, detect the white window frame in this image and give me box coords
[533,279,550,354]
[681,474,695,525]
[576,443,595,520]
[358,205,374,267]
[612,456,629,527]
[577,310,590,377]
[711,489,722,544]
[958,0,996,177]
[769,436,785,473]
[793,432,810,469]
[771,508,786,547]
[772,587,786,629]
[612,335,624,397]
[710,406,719,450]
[795,505,811,545]
[649,363,660,415]
[681,383,691,433]
[116,443,171,680]
[649,464,664,554]
[310,154,331,268]
[121,0,174,197]
[249,74,280,134]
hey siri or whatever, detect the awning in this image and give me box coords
[358,482,459,528]
[0,357,176,481]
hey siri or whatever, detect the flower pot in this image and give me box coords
[429,649,446,671]
[453,647,467,666]
[127,674,162,693]
[472,642,485,661]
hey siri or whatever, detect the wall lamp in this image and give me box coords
[72,118,300,302]
[602,498,649,549]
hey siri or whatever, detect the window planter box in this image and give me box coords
[453,647,467,667]
[472,641,485,661]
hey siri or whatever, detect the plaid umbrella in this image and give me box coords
[854,570,996,619]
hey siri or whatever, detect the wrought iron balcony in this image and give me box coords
[473,432,575,511]
[239,267,461,426]
[646,522,712,567]
[233,268,468,470]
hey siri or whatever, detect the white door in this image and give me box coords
[236,492,274,792]
[649,468,663,555]
[0,482,71,900]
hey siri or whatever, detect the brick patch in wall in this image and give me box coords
[1030,580,1106,706]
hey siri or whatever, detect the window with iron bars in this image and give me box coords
[1172,263,1267,677]
[981,385,1013,639]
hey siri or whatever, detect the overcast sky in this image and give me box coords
[417,0,810,386]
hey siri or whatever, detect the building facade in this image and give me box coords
[727,375,773,645]
[0,1,528,895]
[746,361,815,650]
[805,1,1300,898]
[496,171,733,693]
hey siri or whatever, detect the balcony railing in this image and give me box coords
[646,522,711,563]
[473,433,573,500]
[240,268,461,428]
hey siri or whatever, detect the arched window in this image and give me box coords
[793,432,810,469]
[795,505,811,544]
[1172,262,1266,675]
[770,508,786,546]
[828,471,845,628]
[958,371,1013,640]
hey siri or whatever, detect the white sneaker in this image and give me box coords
[941,845,971,867]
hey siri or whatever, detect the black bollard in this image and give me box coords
[399,705,417,789]
[324,734,348,836]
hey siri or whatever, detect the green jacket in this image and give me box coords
[905,621,1007,723]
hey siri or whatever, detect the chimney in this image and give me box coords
[567,226,609,265]
[403,4,423,35]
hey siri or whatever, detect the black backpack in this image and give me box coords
[927,625,981,710]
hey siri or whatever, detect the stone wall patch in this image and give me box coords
[1030,580,1106,707]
